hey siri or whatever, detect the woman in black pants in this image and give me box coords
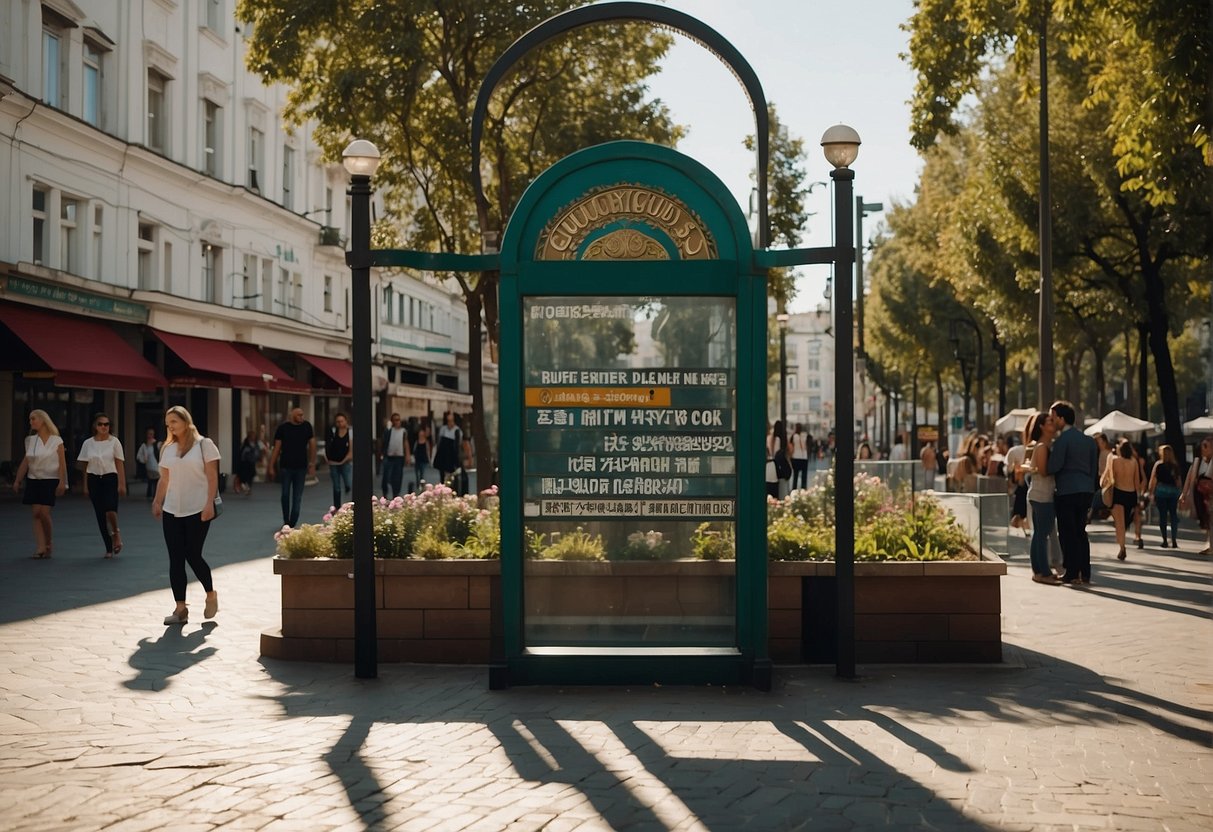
[77,413,127,558]
[152,406,220,625]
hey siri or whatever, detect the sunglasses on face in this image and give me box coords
[96,422,110,427]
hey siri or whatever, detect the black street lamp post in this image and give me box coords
[343,139,382,680]
[821,124,860,679]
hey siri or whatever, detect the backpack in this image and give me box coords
[240,441,258,464]
[773,442,792,480]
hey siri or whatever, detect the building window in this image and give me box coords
[137,223,156,290]
[261,258,273,313]
[807,358,820,372]
[787,376,797,391]
[281,145,295,210]
[91,204,103,280]
[323,275,333,312]
[277,267,289,316]
[32,186,49,265]
[202,100,220,176]
[381,286,393,323]
[202,242,219,303]
[42,27,62,107]
[60,197,79,274]
[163,240,173,294]
[205,0,223,33]
[808,378,821,390]
[241,253,257,310]
[83,41,103,126]
[809,396,822,411]
[247,127,264,191]
[147,69,168,152]
[292,274,303,320]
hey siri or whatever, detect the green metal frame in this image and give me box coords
[495,141,770,688]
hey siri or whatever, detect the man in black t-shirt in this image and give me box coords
[267,407,316,527]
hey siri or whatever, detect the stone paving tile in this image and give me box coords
[1,490,1211,831]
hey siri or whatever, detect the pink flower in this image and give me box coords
[322,513,333,523]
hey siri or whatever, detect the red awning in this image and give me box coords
[299,353,352,392]
[0,302,166,391]
[152,329,265,389]
[231,343,310,393]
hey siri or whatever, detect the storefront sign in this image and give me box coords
[2,275,148,323]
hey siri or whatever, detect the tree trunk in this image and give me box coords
[935,371,946,454]
[1137,322,1149,420]
[1093,337,1107,415]
[465,283,491,491]
[1142,265,1187,467]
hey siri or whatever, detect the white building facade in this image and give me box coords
[0,0,473,482]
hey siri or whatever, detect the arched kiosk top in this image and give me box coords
[471,1,771,248]
[499,140,756,275]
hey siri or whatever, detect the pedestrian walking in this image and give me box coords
[1105,438,1143,560]
[1147,444,1182,548]
[1179,435,1213,555]
[152,406,219,625]
[135,428,161,500]
[1024,412,1060,584]
[411,421,432,493]
[234,428,261,496]
[379,412,409,498]
[1046,400,1099,585]
[11,409,67,559]
[434,411,464,488]
[790,423,810,490]
[325,412,353,509]
[267,407,316,528]
[77,412,126,558]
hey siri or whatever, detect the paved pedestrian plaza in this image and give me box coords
[0,483,1209,831]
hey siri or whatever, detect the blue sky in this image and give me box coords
[645,0,922,310]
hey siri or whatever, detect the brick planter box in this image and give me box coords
[262,554,1006,664]
[768,554,1008,664]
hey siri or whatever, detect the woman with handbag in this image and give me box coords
[152,406,220,625]
[11,409,68,559]
[1180,436,1213,555]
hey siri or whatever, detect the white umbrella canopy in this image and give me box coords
[1083,410,1156,436]
[1183,415,1213,435]
[993,408,1037,437]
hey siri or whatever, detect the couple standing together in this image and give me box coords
[1026,400,1100,586]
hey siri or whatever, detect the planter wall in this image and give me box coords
[262,555,1006,665]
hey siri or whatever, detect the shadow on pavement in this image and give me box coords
[124,621,218,691]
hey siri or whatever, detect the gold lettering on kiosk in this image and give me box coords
[536,185,718,261]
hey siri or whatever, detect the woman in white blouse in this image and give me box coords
[78,412,127,558]
[11,409,68,558]
[152,406,220,625]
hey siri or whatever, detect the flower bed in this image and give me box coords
[262,475,1004,665]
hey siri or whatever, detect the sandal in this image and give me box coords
[112,530,122,555]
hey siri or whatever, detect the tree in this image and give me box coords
[907,7,1211,460]
[238,0,683,480]
[906,0,1209,207]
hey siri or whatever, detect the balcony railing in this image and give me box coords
[319,226,345,248]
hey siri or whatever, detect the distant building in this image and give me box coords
[0,0,476,480]
[780,306,836,439]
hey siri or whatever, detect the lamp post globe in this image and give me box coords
[342,139,382,177]
[820,124,861,169]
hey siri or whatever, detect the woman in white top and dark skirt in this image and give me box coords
[152,406,220,625]
[11,409,68,558]
[78,412,127,558]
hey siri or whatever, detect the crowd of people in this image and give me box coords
[10,400,1212,623]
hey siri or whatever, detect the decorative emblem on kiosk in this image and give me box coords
[536,184,717,261]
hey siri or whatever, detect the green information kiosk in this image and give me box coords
[494,140,770,688]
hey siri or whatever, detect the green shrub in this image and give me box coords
[537,527,606,561]
[691,522,735,561]
[275,523,336,559]
[616,529,671,561]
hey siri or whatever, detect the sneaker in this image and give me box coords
[1032,574,1060,585]
[204,593,218,620]
[163,610,188,625]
